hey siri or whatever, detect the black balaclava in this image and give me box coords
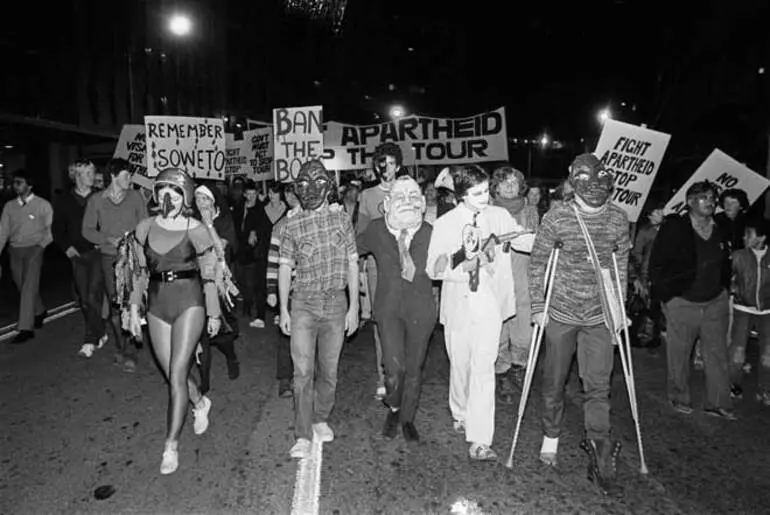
[568,153,613,208]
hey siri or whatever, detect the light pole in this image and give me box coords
[527,134,550,177]
[166,13,194,115]
[389,104,406,119]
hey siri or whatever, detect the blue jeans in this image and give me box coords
[290,289,348,439]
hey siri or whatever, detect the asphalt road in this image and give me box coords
[2,309,769,514]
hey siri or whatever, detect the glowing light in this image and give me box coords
[389,105,406,119]
[168,14,193,37]
[540,134,550,147]
[760,67,766,75]
[598,108,612,123]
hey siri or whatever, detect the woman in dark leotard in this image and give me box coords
[115,168,234,475]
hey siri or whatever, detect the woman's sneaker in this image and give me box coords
[160,441,179,475]
[78,343,96,358]
[290,438,311,459]
[193,396,212,435]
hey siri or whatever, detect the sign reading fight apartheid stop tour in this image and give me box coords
[144,116,226,179]
[594,120,671,223]
[321,107,508,171]
[664,149,770,216]
[225,128,274,181]
[272,106,324,182]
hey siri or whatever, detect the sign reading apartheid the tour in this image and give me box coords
[144,116,226,179]
[321,107,508,171]
[272,106,324,182]
[594,120,671,223]
[225,128,274,181]
[664,149,770,216]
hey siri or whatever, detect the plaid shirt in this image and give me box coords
[279,204,358,293]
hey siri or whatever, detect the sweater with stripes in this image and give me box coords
[528,201,630,326]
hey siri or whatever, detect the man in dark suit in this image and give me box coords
[357,176,437,442]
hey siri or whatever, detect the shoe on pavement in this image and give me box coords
[78,343,96,358]
[97,334,108,349]
[160,441,179,475]
[290,438,312,459]
[671,400,693,415]
[34,311,48,329]
[402,422,419,443]
[382,410,400,440]
[469,443,497,461]
[227,359,240,380]
[452,419,466,435]
[193,396,212,435]
[704,407,737,421]
[374,385,386,400]
[11,330,34,344]
[249,318,265,329]
[278,379,293,398]
[122,359,137,373]
[313,422,334,443]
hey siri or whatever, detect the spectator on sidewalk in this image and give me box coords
[279,160,359,460]
[715,188,749,253]
[0,170,53,344]
[649,181,735,420]
[54,159,105,357]
[82,158,147,373]
[728,218,770,406]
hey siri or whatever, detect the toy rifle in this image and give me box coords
[452,230,535,292]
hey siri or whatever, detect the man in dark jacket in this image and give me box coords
[649,181,735,420]
[54,159,103,357]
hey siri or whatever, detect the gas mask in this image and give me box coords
[568,153,613,208]
[384,177,425,231]
[295,161,333,211]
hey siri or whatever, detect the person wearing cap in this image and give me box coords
[528,153,630,496]
[82,158,147,372]
[649,181,735,419]
[115,168,234,475]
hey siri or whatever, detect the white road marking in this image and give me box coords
[291,438,324,515]
[0,302,80,342]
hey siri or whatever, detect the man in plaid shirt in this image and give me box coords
[279,160,359,459]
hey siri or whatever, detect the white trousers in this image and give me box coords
[445,295,503,446]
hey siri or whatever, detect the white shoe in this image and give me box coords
[78,343,96,358]
[375,385,386,400]
[97,334,108,349]
[249,318,265,329]
[160,442,179,475]
[290,438,312,459]
[313,422,334,443]
[192,396,212,435]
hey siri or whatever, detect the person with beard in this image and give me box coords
[279,160,359,459]
[357,143,403,400]
[82,159,147,372]
[0,170,53,344]
[115,168,234,475]
[427,165,530,461]
[194,183,241,393]
[357,176,436,442]
[490,166,540,403]
[528,154,630,496]
[649,181,734,420]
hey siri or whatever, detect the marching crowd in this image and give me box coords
[1,141,768,497]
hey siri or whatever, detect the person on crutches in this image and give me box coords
[528,153,630,496]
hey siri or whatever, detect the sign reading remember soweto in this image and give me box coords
[322,107,508,171]
[144,116,226,179]
[664,149,770,216]
[595,120,671,223]
[273,106,324,182]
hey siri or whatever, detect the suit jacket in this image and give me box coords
[358,218,436,323]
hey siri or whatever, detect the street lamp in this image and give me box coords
[389,104,406,119]
[168,14,193,37]
[598,108,612,124]
[540,134,550,147]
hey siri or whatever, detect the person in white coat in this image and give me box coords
[426,164,534,461]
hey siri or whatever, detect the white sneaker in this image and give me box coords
[290,438,312,459]
[375,385,386,400]
[160,441,179,475]
[249,318,265,329]
[97,334,108,349]
[78,343,96,358]
[313,422,334,443]
[192,396,212,435]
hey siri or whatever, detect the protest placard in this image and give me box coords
[225,132,250,178]
[113,125,147,178]
[664,149,770,216]
[321,108,508,171]
[144,116,226,179]
[272,106,324,182]
[594,120,671,222]
[225,128,274,181]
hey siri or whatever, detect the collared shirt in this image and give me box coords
[0,193,53,253]
[279,204,358,293]
[386,223,418,249]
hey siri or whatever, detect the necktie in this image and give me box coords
[398,229,416,282]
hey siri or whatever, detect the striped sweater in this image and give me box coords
[266,207,301,295]
[528,201,629,326]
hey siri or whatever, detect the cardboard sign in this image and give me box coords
[272,106,324,182]
[225,128,274,181]
[322,107,508,171]
[595,120,671,222]
[144,116,226,179]
[113,125,147,178]
[665,149,770,216]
